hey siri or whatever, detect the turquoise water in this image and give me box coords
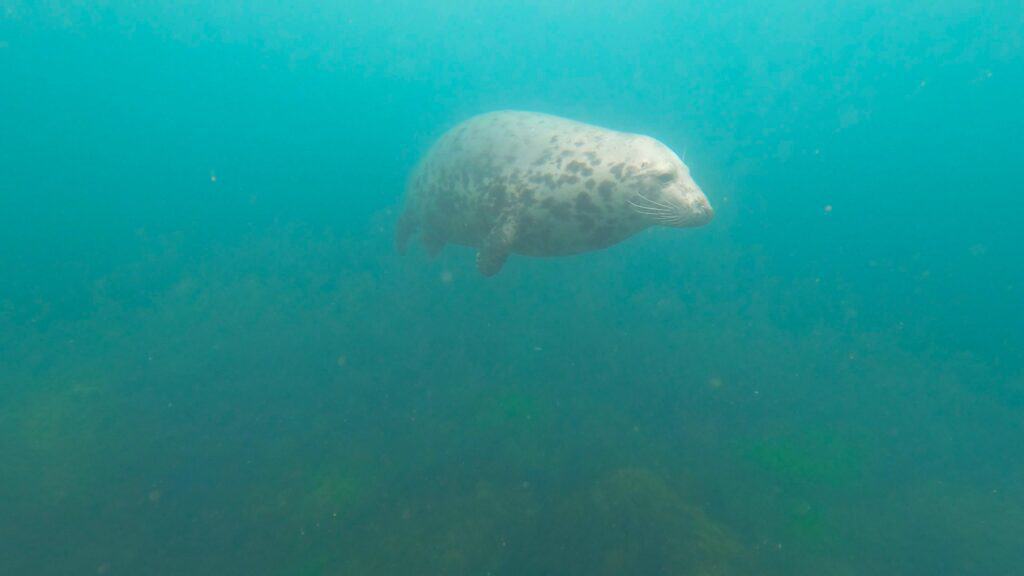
[2,2,1022,574]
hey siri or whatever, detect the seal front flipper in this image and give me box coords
[476,247,509,277]
[476,212,517,276]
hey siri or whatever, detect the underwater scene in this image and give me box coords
[1,1,1022,574]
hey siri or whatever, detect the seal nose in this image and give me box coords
[687,196,713,226]
[700,198,714,223]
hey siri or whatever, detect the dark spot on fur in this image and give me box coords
[566,160,587,174]
[610,163,625,179]
[585,179,596,190]
[542,197,572,219]
[557,174,580,186]
[531,225,557,251]
[598,181,615,200]
[529,173,556,187]
[575,192,599,213]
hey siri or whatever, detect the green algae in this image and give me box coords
[744,430,868,490]
[1,372,131,507]
[244,450,372,530]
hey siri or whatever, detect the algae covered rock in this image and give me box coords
[537,467,746,576]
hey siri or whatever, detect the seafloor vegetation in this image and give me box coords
[2,222,1021,575]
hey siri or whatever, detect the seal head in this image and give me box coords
[621,135,714,228]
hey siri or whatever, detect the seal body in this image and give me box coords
[396,111,713,276]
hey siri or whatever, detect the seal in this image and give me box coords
[396,110,713,276]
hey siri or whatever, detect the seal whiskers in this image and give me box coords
[628,194,687,226]
[626,201,675,217]
[630,192,677,211]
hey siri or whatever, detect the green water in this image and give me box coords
[1,2,1022,574]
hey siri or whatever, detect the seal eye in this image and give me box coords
[657,173,676,184]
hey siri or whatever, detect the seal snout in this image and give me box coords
[628,187,714,228]
[670,196,713,227]
[662,187,714,228]
[691,196,714,225]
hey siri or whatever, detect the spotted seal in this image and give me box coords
[396,110,713,276]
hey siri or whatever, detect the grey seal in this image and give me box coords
[396,110,713,276]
